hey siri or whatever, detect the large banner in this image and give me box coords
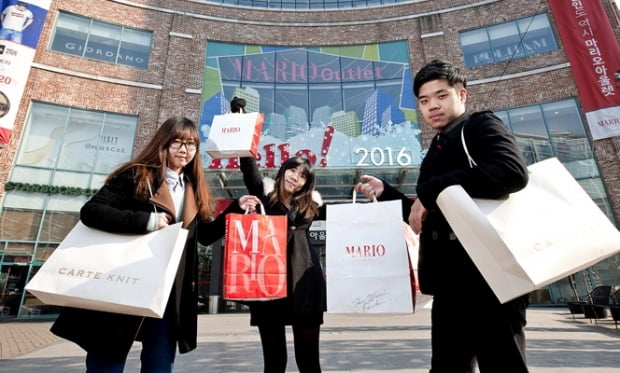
[0,0,51,145]
[548,0,620,140]
[199,41,422,169]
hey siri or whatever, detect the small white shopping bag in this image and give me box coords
[25,222,188,318]
[205,112,264,158]
[326,198,413,313]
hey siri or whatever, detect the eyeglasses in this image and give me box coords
[169,139,197,151]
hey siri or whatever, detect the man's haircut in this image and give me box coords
[413,59,467,98]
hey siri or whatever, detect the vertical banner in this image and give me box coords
[0,0,51,145]
[548,0,620,140]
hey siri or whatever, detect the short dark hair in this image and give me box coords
[16,1,27,6]
[230,96,247,113]
[413,60,467,98]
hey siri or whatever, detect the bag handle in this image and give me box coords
[461,123,477,168]
[146,180,158,215]
[352,190,378,204]
[244,200,265,215]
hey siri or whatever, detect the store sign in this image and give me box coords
[471,36,554,66]
[548,0,620,140]
[0,0,51,144]
[200,42,422,169]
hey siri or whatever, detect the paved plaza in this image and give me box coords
[1,306,619,372]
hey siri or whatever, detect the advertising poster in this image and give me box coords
[0,0,51,145]
[548,0,620,140]
[200,41,422,169]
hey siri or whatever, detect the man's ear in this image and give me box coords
[459,87,467,104]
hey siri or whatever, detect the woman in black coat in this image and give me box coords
[239,155,326,373]
[51,116,259,373]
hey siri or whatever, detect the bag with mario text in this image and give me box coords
[326,196,413,313]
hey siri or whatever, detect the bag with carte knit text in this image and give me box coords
[205,112,264,159]
[436,128,620,303]
[223,210,288,301]
[326,195,413,313]
[25,222,188,318]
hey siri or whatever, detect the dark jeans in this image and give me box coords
[429,293,529,373]
[86,313,176,373]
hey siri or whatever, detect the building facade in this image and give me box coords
[0,0,619,318]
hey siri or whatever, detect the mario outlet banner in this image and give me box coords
[548,0,620,140]
[0,0,51,145]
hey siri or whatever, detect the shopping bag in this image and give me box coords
[326,197,413,313]
[205,112,264,158]
[436,157,620,304]
[223,211,288,301]
[25,222,188,318]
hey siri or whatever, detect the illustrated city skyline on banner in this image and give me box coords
[199,41,423,170]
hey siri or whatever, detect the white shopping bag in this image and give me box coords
[326,198,413,313]
[26,222,188,318]
[437,157,620,303]
[205,112,264,158]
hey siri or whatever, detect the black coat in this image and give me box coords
[381,111,528,298]
[240,157,327,326]
[50,168,233,360]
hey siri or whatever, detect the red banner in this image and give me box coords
[548,0,620,140]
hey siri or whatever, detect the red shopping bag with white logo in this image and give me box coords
[326,197,413,313]
[205,112,264,158]
[223,211,287,301]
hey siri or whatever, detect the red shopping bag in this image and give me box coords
[223,212,288,301]
[205,112,264,158]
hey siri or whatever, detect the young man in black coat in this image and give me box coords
[356,60,530,372]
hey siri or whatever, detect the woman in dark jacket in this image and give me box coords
[51,116,259,373]
[239,155,326,373]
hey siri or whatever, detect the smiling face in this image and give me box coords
[417,78,467,132]
[282,165,308,195]
[166,138,197,173]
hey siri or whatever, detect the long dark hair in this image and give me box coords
[269,157,317,219]
[106,116,214,220]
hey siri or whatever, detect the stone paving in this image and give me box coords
[1,306,619,372]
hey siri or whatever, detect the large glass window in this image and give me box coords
[0,104,137,318]
[50,12,152,69]
[200,42,421,184]
[15,102,138,179]
[460,14,558,67]
[198,0,417,9]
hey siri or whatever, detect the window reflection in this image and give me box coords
[460,13,557,67]
[498,99,614,223]
[50,12,152,69]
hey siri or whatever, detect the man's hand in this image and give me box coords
[408,198,427,235]
[354,175,384,199]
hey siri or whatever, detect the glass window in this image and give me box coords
[16,102,137,175]
[201,41,420,170]
[508,105,552,163]
[460,14,558,67]
[50,12,152,69]
[541,100,591,163]
[0,210,42,241]
[518,14,557,55]
[499,99,613,222]
[488,22,522,62]
[197,0,422,9]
